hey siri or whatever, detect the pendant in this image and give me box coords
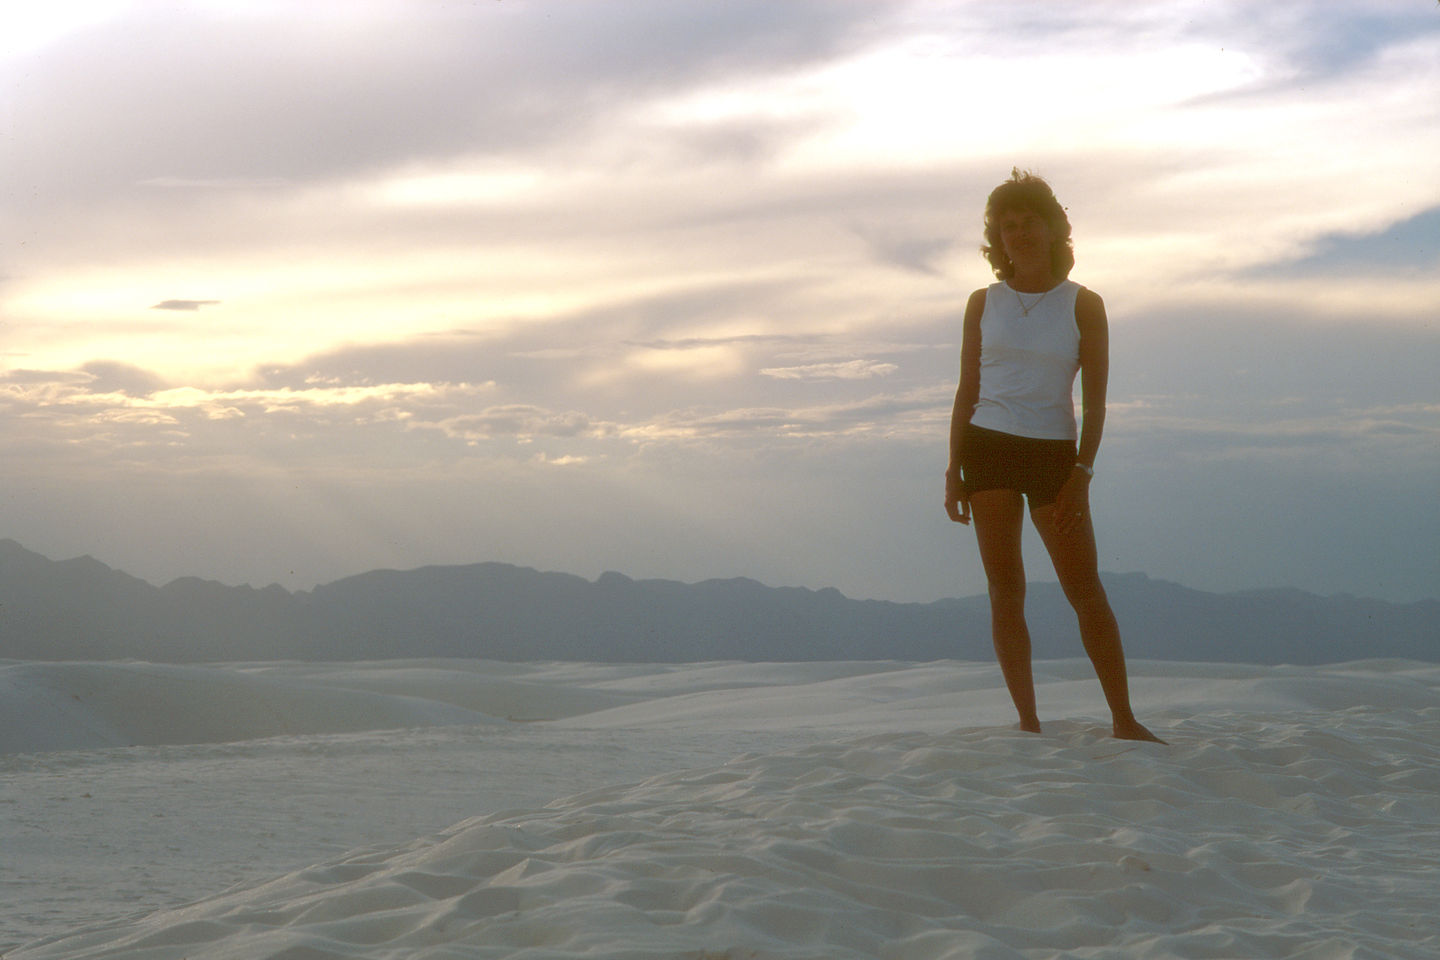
[1015,288,1049,316]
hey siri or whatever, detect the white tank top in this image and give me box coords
[969,279,1081,441]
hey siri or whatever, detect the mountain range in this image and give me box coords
[1,539,1434,664]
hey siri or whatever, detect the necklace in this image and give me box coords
[1013,286,1052,317]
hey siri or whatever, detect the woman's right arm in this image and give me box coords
[945,288,986,523]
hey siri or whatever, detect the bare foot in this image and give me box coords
[1018,718,1042,734]
[1112,718,1166,744]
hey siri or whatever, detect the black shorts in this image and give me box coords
[961,423,1077,510]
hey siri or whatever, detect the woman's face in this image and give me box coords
[997,207,1053,272]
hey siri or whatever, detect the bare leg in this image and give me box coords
[971,489,1041,733]
[1032,503,1165,743]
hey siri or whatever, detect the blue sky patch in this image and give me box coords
[1251,206,1440,276]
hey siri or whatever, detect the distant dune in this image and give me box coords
[0,660,499,754]
[1,539,1435,664]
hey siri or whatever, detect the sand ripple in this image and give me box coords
[14,706,1440,959]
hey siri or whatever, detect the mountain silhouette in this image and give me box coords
[1,540,1434,664]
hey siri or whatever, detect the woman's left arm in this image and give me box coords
[1074,287,1108,472]
[1056,287,1108,533]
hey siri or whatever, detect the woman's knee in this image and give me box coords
[1056,578,1112,627]
[1063,578,1112,618]
[987,577,1027,611]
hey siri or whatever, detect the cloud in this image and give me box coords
[850,222,956,275]
[79,360,169,396]
[619,385,950,443]
[1113,405,1440,464]
[759,360,899,381]
[434,406,597,442]
[532,452,590,467]
[622,343,747,380]
[0,365,497,455]
[152,299,222,311]
[24,292,1429,474]
[146,382,473,414]
[1,1,884,207]
[139,177,291,189]
[0,368,91,387]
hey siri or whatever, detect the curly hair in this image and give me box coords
[980,168,1075,281]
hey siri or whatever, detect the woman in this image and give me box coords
[944,169,1163,743]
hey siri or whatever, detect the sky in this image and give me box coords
[2,0,1437,606]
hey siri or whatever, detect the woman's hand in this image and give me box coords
[944,468,971,524]
[1053,468,1092,535]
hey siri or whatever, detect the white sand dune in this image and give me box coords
[7,659,1439,959]
[2,659,897,755]
[0,661,505,754]
[13,657,1438,755]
